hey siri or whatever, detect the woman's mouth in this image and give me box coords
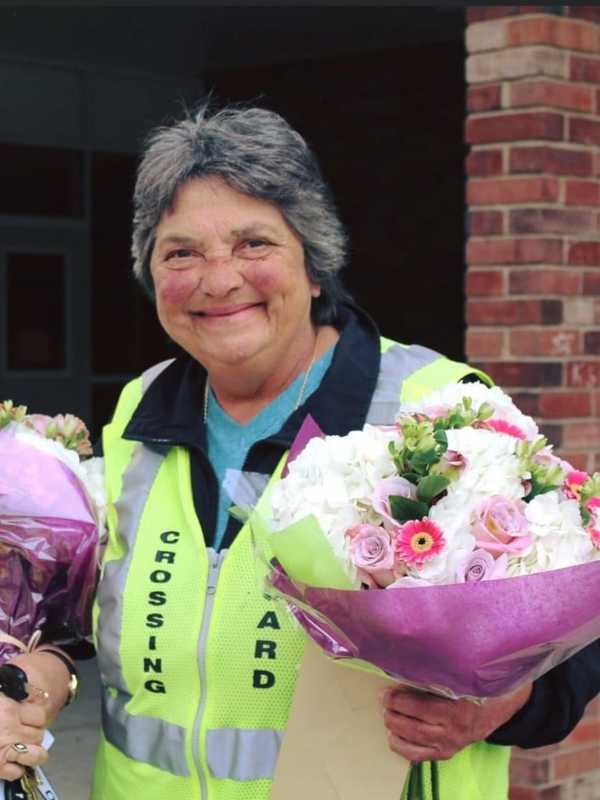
[192,303,261,320]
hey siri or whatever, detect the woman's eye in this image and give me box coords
[166,248,194,260]
[239,239,271,258]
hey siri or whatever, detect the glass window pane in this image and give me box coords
[6,253,65,370]
[0,143,83,217]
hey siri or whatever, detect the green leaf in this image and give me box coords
[525,480,556,501]
[433,429,448,448]
[416,475,450,505]
[411,449,439,471]
[389,495,429,523]
[402,472,420,486]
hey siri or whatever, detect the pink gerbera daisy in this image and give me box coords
[563,470,589,501]
[394,518,445,569]
[485,418,527,440]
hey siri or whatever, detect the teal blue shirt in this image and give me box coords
[206,347,335,550]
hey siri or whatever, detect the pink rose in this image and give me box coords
[346,524,395,588]
[471,496,531,555]
[457,550,508,583]
[372,476,416,530]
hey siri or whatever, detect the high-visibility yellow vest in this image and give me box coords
[91,340,510,800]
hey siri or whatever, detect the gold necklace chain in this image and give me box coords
[203,342,318,424]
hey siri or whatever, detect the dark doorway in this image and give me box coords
[207,36,467,361]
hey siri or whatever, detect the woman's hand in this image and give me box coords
[0,693,49,780]
[382,683,533,762]
[0,649,73,779]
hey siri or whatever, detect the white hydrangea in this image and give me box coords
[271,426,397,559]
[444,427,525,501]
[525,493,593,570]
[79,456,108,535]
[270,384,599,585]
[399,382,539,440]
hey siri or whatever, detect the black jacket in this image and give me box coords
[112,304,600,750]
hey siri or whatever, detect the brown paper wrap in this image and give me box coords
[271,639,410,799]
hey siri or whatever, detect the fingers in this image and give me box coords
[7,743,48,768]
[0,694,48,743]
[0,742,49,779]
[19,700,48,730]
[0,717,45,749]
[388,732,441,763]
[382,688,462,761]
[383,687,448,724]
[0,761,26,781]
[383,709,443,748]
[384,710,453,761]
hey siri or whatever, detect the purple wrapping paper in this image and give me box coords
[269,560,600,699]
[0,428,98,662]
[282,414,324,478]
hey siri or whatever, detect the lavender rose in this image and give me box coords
[346,524,395,588]
[372,476,416,530]
[457,549,508,583]
[471,496,531,555]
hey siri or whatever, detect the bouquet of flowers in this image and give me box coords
[0,401,104,799]
[0,400,104,660]
[257,384,600,800]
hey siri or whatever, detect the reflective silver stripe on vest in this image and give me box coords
[102,689,189,777]
[365,343,440,425]
[206,728,283,780]
[142,358,174,391]
[222,468,270,510]
[96,442,190,777]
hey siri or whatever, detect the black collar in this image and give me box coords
[123,304,381,451]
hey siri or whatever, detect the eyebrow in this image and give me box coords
[229,224,280,238]
[155,235,200,249]
[156,224,281,249]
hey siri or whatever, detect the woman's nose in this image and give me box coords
[199,254,244,297]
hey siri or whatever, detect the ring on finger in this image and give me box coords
[11,743,29,754]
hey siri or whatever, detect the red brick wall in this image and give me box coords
[465,7,600,799]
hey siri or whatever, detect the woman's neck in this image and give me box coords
[206,324,339,424]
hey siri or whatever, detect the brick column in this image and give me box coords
[465,6,600,800]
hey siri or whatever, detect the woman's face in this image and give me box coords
[150,176,320,375]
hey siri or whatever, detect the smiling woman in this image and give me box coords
[3,101,595,800]
[149,176,335,420]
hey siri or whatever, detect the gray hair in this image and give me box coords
[132,102,351,323]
